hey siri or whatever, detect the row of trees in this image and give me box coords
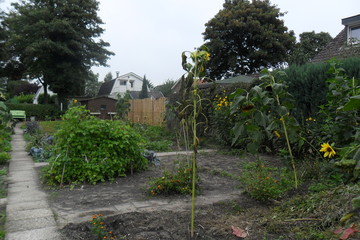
[1,0,334,104]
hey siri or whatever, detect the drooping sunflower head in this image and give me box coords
[320,143,336,158]
[241,104,255,112]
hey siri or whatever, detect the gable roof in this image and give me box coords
[312,14,360,63]
[97,79,115,96]
[311,28,353,62]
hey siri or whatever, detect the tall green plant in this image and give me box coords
[181,45,210,238]
[43,105,147,185]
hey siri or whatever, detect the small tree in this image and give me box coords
[139,75,149,99]
[116,92,131,120]
[103,72,113,82]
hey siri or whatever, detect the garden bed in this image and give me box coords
[44,152,286,240]
[43,152,356,240]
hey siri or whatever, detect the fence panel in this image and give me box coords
[128,97,166,126]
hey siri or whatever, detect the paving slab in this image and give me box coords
[6,216,57,233]
[5,227,62,240]
[5,125,63,240]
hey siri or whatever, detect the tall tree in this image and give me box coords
[203,0,295,80]
[288,31,333,65]
[84,71,101,97]
[139,75,148,99]
[103,72,113,82]
[4,0,114,104]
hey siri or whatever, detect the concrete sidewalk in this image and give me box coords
[5,125,62,240]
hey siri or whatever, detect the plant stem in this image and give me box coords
[190,66,198,239]
[271,75,298,189]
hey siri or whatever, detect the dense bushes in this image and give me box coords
[43,106,148,185]
[6,103,61,120]
[284,57,360,120]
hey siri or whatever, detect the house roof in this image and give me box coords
[128,89,164,99]
[97,79,115,96]
[312,14,360,63]
[311,28,359,62]
[215,75,255,84]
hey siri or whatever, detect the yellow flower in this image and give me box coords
[320,143,336,158]
[205,52,210,61]
[274,131,281,138]
[73,99,78,103]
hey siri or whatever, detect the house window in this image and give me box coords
[100,105,107,110]
[130,81,134,88]
[350,26,360,43]
[120,80,127,86]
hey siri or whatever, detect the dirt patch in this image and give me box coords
[45,152,284,240]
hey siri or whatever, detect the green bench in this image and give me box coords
[10,110,26,120]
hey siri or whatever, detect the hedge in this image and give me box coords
[5,103,61,121]
[284,57,360,120]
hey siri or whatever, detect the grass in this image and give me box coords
[38,121,63,135]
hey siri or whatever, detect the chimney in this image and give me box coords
[116,71,120,78]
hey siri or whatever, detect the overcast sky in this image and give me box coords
[1,0,359,86]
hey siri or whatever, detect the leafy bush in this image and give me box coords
[148,163,198,196]
[0,152,10,165]
[240,159,295,201]
[37,94,57,104]
[132,124,175,151]
[6,103,61,120]
[285,57,360,120]
[8,94,34,104]
[43,106,147,185]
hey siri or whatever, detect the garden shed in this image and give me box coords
[78,96,118,120]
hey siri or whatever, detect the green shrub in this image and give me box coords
[285,57,360,120]
[37,94,57,104]
[8,94,34,104]
[43,106,147,185]
[148,163,198,196]
[240,159,295,201]
[6,103,61,120]
[0,152,10,165]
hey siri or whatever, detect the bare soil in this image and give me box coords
[44,152,286,240]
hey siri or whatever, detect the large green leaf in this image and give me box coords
[341,95,360,111]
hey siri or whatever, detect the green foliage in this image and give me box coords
[38,121,63,135]
[139,75,149,99]
[116,92,130,120]
[155,79,175,97]
[268,184,360,239]
[84,71,101,97]
[103,72,113,82]
[43,106,147,185]
[8,94,34,104]
[0,152,10,165]
[6,103,61,120]
[203,0,295,80]
[4,0,114,102]
[132,124,174,151]
[284,57,360,120]
[89,214,120,240]
[37,94,57,104]
[288,31,333,65]
[228,71,300,155]
[318,60,359,146]
[148,163,197,196]
[240,159,295,201]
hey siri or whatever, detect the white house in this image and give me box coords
[97,72,164,99]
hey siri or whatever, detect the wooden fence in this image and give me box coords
[127,97,167,126]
